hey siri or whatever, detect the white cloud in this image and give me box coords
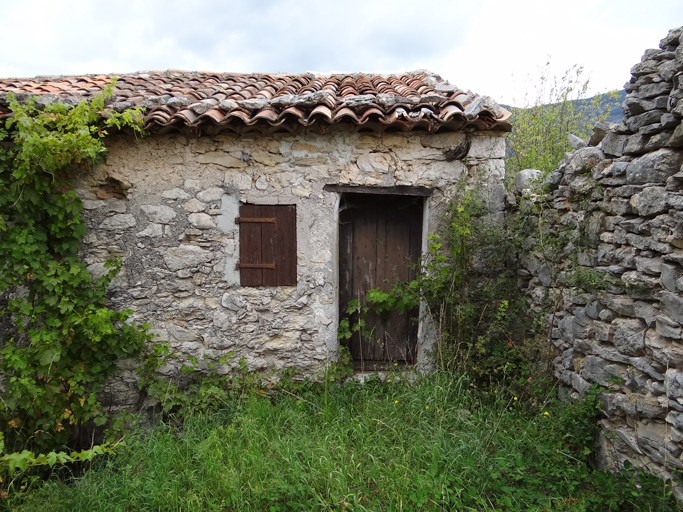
[1,0,681,104]
[433,0,683,103]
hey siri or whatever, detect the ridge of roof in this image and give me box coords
[0,69,440,80]
[0,70,512,134]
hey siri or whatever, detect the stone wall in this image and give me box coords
[517,26,683,493]
[70,127,506,410]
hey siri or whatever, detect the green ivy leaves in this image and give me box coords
[0,83,151,455]
[0,431,121,475]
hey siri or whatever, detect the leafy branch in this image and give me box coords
[0,82,151,455]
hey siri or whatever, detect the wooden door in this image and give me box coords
[338,193,423,366]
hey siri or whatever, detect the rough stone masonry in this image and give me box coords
[70,128,506,410]
[517,25,683,497]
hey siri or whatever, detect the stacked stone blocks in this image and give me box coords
[518,26,683,489]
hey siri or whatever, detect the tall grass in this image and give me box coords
[8,372,677,511]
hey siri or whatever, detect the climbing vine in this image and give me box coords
[0,85,151,454]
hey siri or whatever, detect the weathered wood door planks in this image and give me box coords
[338,193,423,365]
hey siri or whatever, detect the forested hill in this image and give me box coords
[573,90,626,123]
[503,90,626,124]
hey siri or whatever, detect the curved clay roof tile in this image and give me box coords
[359,107,384,123]
[439,104,465,122]
[223,110,251,124]
[333,107,360,124]
[198,109,226,124]
[279,106,306,120]
[309,104,333,121]
[251,108,279,123]
[175,109,198,124]
[146,109,172,123]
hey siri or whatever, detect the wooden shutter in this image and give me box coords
[237,204,297,286]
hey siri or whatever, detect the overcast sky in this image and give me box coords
[1,0,681,105]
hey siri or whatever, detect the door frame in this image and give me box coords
[328,185,437,372]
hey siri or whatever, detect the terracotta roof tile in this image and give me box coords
[0,70,511,133]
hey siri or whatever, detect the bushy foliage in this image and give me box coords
[423,195,533,384]
[0,87,151,455]
[506,62,620,175]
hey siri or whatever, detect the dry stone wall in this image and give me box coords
[518,26,683,490]
[71,128,506,410]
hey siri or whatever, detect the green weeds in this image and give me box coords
[6,373,678,511]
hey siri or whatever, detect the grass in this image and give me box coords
[5,371,679,511]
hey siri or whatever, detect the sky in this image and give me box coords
[1,0,681,105]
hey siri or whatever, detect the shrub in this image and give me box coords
[506,62,620,175]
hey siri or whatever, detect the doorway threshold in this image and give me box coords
[349,361,418,384]
[352,360,414,372]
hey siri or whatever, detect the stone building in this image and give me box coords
[0,71,511,396]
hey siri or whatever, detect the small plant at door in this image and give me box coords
[337,299,372,342]
[365,287,419,319]
[338,288,420,343]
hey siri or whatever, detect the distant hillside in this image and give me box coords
[502,89,625,126]
[503,89,626,172]
[571,90,626,124]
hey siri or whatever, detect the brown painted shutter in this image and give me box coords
[238,204,297,286]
